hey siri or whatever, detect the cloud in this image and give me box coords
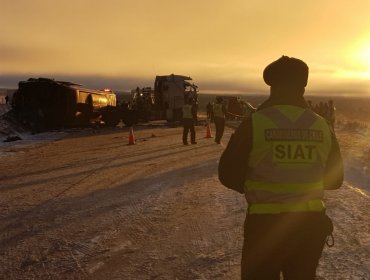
[1,72,369,96]
[0,44,55,61]
[1,1,370,96]
[0,44,67,74]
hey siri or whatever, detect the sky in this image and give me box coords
[1,0,370,95]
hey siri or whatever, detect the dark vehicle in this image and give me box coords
[217,96,256,120]
[11,78,121,130]
[130,86,157,122]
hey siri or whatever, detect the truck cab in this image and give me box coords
[154,74,198,121]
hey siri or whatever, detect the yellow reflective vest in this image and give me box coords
[182,104,193,119]
[213,103,224,118]
[245,105,332,214]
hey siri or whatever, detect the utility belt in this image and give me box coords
[247,200,334,247]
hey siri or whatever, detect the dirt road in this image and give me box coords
[1,123,369,279]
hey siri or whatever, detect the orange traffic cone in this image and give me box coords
[205,123,212,138]
[128,127,136,145]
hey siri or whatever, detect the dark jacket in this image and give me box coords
[218,95,344,194]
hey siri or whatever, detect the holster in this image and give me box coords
[323,214,334,247]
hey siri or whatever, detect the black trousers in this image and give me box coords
[241,212,333,280]
[214,117,225,143]
[182,118,196,144]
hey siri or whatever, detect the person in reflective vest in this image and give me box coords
[213,97,227,144]
[218,56,343,280]
[182,98,197,145]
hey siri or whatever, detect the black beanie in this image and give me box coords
[263,56,309,87]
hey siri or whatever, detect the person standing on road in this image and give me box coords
[182,98,197,145]
[213,97,227,144]
[218,56,343,280]
[327,99,336,129]
[206,101,213,120]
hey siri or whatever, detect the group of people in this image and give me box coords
[182,96,227,145]
[184,55,344,280]
[308,99,336,128]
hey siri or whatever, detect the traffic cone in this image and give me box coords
[128,126,136,145]
[205,123,212,138]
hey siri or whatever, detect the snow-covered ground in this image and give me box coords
[0,106,370,279]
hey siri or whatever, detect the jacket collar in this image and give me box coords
[257,95,309,111]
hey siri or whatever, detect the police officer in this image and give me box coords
[182,98,197,145]
[213,97,227,144]
[218,56,343,280]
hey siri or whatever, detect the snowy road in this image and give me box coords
[0,124,369,279]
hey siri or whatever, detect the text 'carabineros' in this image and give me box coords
[264,129,323,142]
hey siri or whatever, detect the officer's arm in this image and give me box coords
[218,118,252,193]
[323,131,344,190]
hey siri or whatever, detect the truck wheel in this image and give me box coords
[101,106,121,127]
[122,111,138,127]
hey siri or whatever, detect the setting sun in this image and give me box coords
[339,40,370,80]
[356,41,370,69]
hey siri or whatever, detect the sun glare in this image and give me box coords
[351,41,370,75]
[357,42,370,66]
[337,41,370,80]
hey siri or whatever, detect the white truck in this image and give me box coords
[129,74,199,123]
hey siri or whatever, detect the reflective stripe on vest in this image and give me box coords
[245,105,332,214]
[248,199,325,214]
[213,103,224,118]
[182,104,193,119]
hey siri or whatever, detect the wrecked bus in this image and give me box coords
[11,77,120,130]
